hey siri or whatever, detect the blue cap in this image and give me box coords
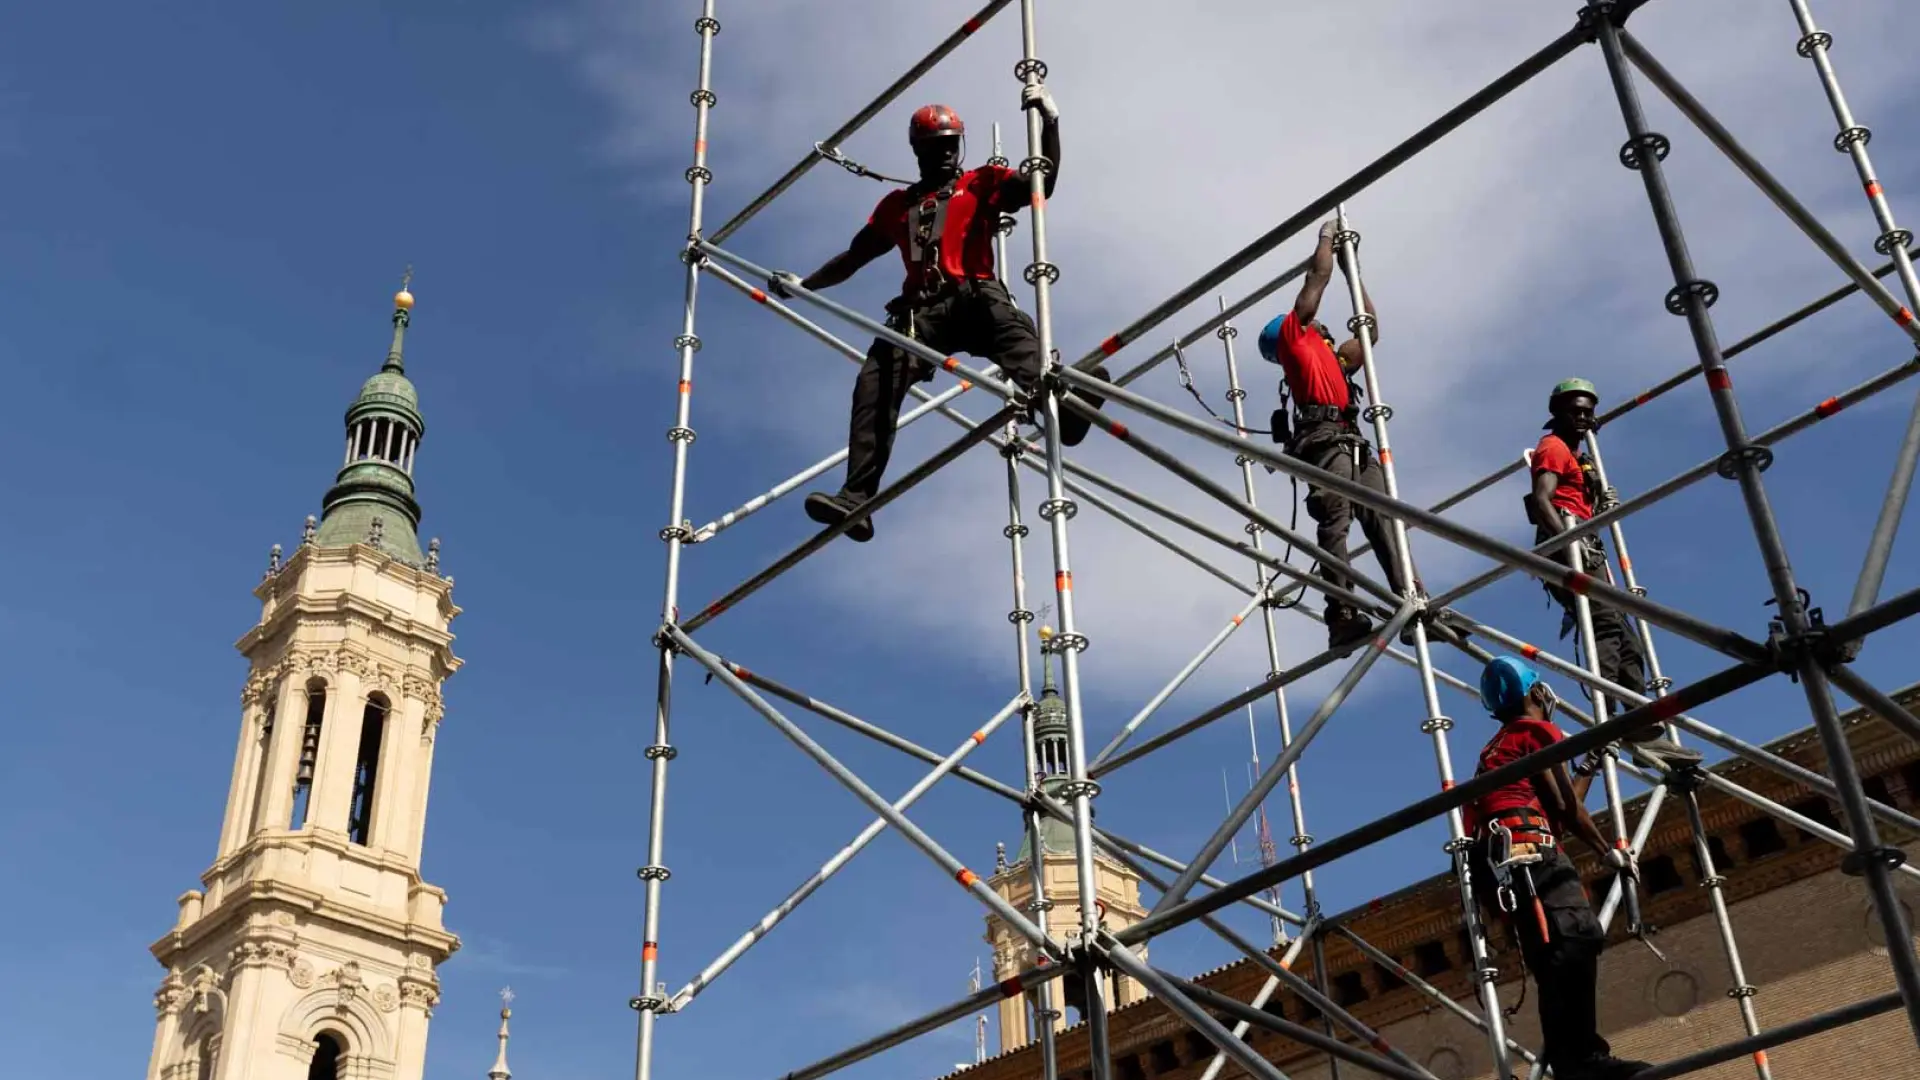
[1257,314,1285,364]
[1480,655,1541,719]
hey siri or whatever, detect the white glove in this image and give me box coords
[1319,219,1340,243]
[767,271,801,300]
[1021,83,1059,121]
[1606,846,1640,882]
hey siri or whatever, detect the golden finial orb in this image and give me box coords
[393,289,415,311]
[1038,625,1055,643]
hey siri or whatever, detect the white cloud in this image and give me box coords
[529,1,1918,706]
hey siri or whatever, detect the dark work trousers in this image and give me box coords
[1469,835,1613,1075]
[843,279,1044,500]
[1294,420,1412,616]
[1536,523,1647,709]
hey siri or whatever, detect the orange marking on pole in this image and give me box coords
[956,868,979,888]
[1371,1039,1391,1054]
[1232,614,1244,626]
[1615,838,1629,850]
[1109,420,1130,439]
[731,663,752,679]
[971,730,987,745]
[1618,554,1632,572]
[1754,1051,1770,1069]
[1441,779,1455,791]
[1867,182,1883,197]
[1057,571,1072,592]
[642,942,659,961]
[1379,448,1393,466]
[1636,392,1652,405]
[694,139,707,156]
[1706,369,1732,391]
[750,288,768,303]
[943,357,961,372]
[678,380,691,395]
[1650,695,1686,721]
[1566,573,1592,596]
[1899,308,1917,327]
[1521,643,1541,659]
[959,380,973,390]
[1816,396,1843,418]
[962,16,983,33]
[1100,335,1123,356]
[1031,192,1044,210]
[998,977,1024,996]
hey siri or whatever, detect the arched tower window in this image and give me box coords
[194,1036,216,1080]
[307,1033,344,1080]
[290,680,327,830]
[347,694,388,845]
[246,686,279,836]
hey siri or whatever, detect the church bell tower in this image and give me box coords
[145,279,462,1080]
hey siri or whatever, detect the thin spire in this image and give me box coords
[1037,625,1059,696]
[386,265,415,374]
[488,986,513,1080]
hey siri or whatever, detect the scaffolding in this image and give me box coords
[636,2,1920,1079]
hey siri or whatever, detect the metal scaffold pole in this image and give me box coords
[1327,203,1517,1079]
[1777,1,1920,616]
[630,7,719,1080]
[1589,0,1920,1045]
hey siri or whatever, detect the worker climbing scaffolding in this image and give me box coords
[1528,378,1702,765]
[768,89,1113,543]
[1256,219,1418,652]
[1466,656,1651,1080]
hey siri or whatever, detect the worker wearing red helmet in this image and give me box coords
[768,87,1111,542]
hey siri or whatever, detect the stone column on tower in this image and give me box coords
[145,278,462,1080]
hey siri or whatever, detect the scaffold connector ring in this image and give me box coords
[1795,29,1832,57]
[1290,834,1314,848]
[1007,607,1035,625]
[1333,228,1361,251]
[1618,132,1670,171]
[689,88,716,108]
[1727,984,1759,1000]
[1445,837,1473,855]
[1874,228,1913,257]
[986,153,1009,168]
[1363,403,1394,423]
[1420,715,1455,734]
[1841,845,1907,876]
[1713,443,1772,480]
[1037,497,1078,522]
[674,333,703,352]
[996,212,1017,236]
[1044,630,1089,654]
[685,164,713,185]
[1058,779,1101,801]
[645,743,678,762]
[650,625,681,653]
[1013,58,1048,81]
[1243,520,1263,536]
[1018,155,1054,180]
[1023,261,1060,286]
[1664,279,1719,315]
[1003,522,1031,540]
[1698,874,1725,890]
[666,425,697,445]
[1834,125,1871,153]
[630,995,668,1013]
[693,15,721,35]
[637,865,672,882]
[1347,312,1376,335]
[1216,323,1238,341]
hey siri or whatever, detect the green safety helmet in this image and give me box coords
[1544,377,1599,429]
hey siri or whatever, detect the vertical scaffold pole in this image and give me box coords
[1329,204,1514,1079]
[1207,297,1344,1080]
[1780,1,1920,616]
[1014,2,1109,1075]
[1590,1,1920,1045]
[1002,423,1061,1080]
[633,5,718,1080]
[1568,429,1775,1080]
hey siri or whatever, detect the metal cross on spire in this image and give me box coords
[500,986,514,1009]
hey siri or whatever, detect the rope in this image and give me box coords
[816,143,914,186]
[1168,342,1304,607]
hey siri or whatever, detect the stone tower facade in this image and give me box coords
[145,284,462,1080]
[986,632,1149,1054]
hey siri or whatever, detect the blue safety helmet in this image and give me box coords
[1480,655,1542,719]
[1257,315,1286,365]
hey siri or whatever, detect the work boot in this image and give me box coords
[1059,363,1113,447]
[1326,609,1374,654]
[804,490,875,543]
[1622,736,1704,771]
[1561,1055,1652,1080]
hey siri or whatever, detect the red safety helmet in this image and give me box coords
[908,104,966,144]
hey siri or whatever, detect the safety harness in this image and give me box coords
[904,176,963,303]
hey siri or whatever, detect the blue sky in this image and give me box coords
[3,2,1919,1079]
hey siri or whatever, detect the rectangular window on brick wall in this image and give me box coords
[1372,962,1400,996]
[1332,970,1369,1007]
[1117,1055,1146,1080]
[1414,939,1452,977]
[1791,796,1839,841]
[1643,853,1685,894]
[1691,835,1735,878]
[1902,763,1920,807]
[1740,816,1787,859]
[1149,1040,1180,1073]
[1184,1031,1212,1063]
[1864,773,1893,809]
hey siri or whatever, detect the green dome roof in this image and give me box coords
[311,299,430,568]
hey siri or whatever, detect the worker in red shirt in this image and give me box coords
[768,90,1112,543]
[1528,380,1700,765]
[1256,220,1415,652]
[1466,656,1650,1080]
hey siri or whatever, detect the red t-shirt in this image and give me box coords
[1270,310,1350,408]
[1532,433,1592,521]
[858,166,1024,291]
[1462,716,1564,836]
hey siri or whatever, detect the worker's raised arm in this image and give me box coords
[772,223,893,298]
[1292,220,1339,325]
[999,85,1061,204]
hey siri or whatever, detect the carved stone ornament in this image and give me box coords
[241,675,270,709]
[373,983,399,1013]
[328,961,367,1013]
[230,940,296,970]
[402,673,433,702]
[337,651,372,678]
[289,958,316,989]
[399,982,440,1014]
[154,969,189,1017]
[272,910,296,929]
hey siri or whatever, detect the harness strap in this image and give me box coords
[906,178,960,290]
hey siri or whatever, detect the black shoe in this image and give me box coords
[1059,363,1112,447]
[1623,737,1704,770]
[804,491,875,543]
[1327,611,1374,654]
[1561,1056,1652,1080]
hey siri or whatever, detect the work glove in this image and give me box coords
[1319,219,1340,244]
[767,271,801,300]
[1606,846,1640,882]
[1021,83,1059,121]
